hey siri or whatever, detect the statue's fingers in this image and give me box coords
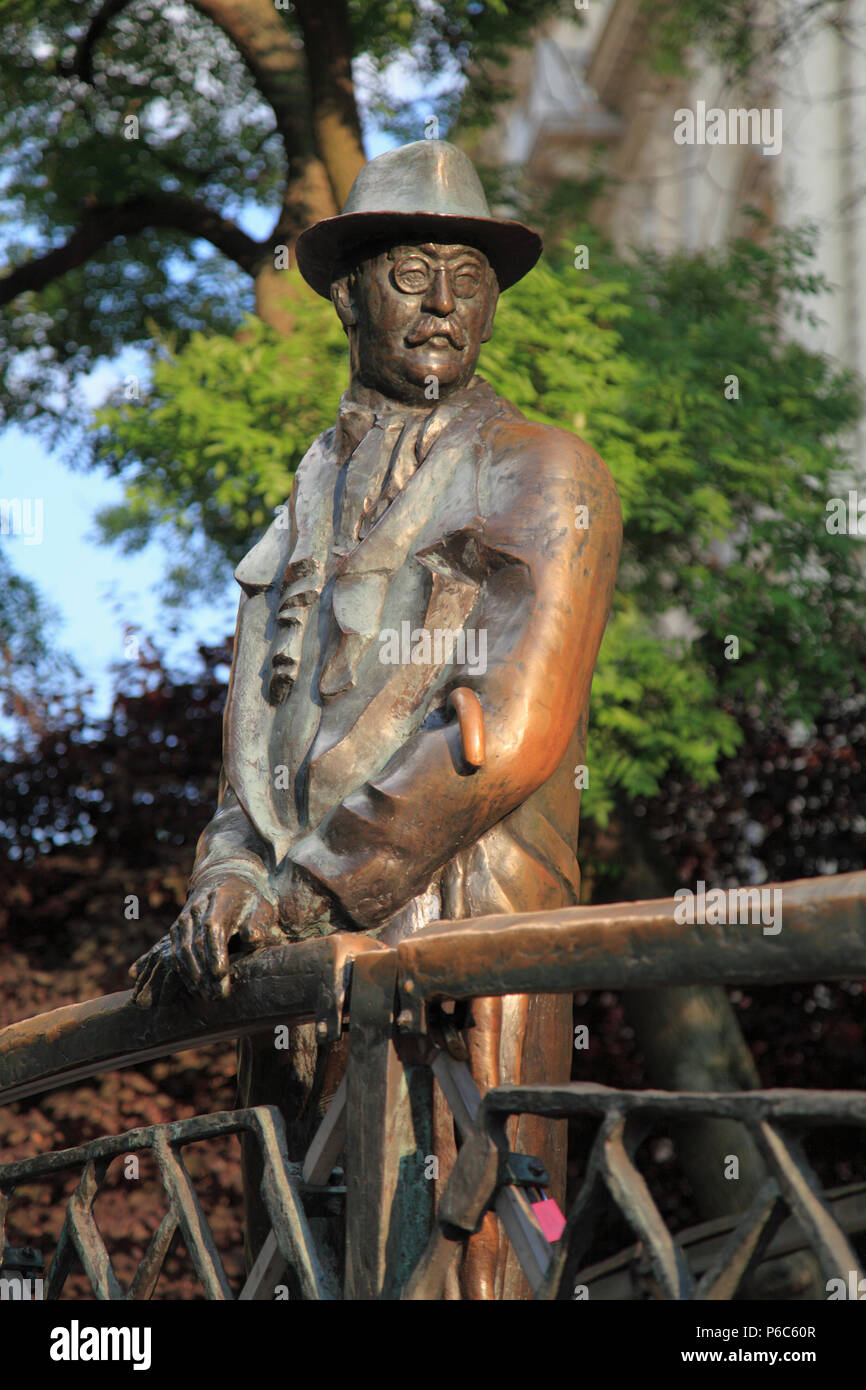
[182,909,207,988]
[130,955,156,1000]
[170,912,201,994]
[241,921,263,949]
[131,978,151,1009]
[131,952,161,1009]
[196,884,250,994]
[129,941,160,980]
[203,918,231,999]
[238,894,279,950]
[234,892,266,947]
[241,923,268,953]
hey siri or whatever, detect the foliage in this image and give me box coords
[483,226,863,819]
[354,0,564,140]
[1,2,864,1287]
[640,0,847,82]
[0,0,266,435]
[0,547,84,736]
[0,0,564,436]
[0,0,847,433]
[636,692,866,890]
[92,229,865,821]
[93,285,346,600]
[0,636,227,865]
[0,0,852,709]
[0,638,237,1296]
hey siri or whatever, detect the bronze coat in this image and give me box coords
[190,374,621,936]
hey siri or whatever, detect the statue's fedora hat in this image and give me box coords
[296,139,542,298]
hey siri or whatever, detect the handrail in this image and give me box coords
[2,870,864,1108]
[394,869,866,1024]
[0,934,382,1108]
[2,868,865,1301]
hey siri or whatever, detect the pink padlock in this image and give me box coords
[531,1195,566,1242]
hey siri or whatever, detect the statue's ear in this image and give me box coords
[479,273,499,344]
[331,275,357,329]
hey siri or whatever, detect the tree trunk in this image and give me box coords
[252,262,321,336]
[293,0,367,207]
[253,155,339,334]
[192,0,360,334]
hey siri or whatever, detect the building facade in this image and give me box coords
[469,0,866,465]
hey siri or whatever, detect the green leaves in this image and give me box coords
[91,271,346,598]
[640,0,842,83]
[0,1,280,431]
[585,600,741,823]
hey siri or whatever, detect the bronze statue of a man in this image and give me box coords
[131,139,621,1299]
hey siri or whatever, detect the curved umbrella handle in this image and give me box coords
[447,687,486,768]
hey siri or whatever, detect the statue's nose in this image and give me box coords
[423,267,455,315]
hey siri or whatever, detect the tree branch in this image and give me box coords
[23,0,355,330]
[188,0,312,163]
[59,0,137,85]
[187,0,341,254]
[0,195,265,308]
[291,0,366,207]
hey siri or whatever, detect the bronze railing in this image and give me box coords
[1,870,864,1299]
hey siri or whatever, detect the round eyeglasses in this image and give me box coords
[391,256,484,299]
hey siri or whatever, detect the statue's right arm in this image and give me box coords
[130,591,280,1003]
[187,770,273,902]
[131,503,325,1001]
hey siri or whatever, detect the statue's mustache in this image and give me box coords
[405,317,467,349]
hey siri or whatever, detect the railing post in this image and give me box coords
[344,951,433,1299]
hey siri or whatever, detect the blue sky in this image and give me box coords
[0,128,403,722]
[2,423,240,712]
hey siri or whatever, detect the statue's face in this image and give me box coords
[332,241,498,404]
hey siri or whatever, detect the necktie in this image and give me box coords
[357,415,426,538]
[333,384,472,547]
[336,409,428,546]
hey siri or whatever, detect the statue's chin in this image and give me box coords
[359,347,476,404]
[407,344,467,376]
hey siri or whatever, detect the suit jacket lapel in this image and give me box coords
[224,429,339,861]
[317,392,473,700]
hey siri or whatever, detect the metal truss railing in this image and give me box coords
[407,1079,866,1300]
[0,1108,338,1300]
[573,1181,866,1299]
[0,869,864,1300]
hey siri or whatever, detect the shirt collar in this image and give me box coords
[334,375,488,462]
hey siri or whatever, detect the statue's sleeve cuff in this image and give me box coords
[188,860,275,903]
